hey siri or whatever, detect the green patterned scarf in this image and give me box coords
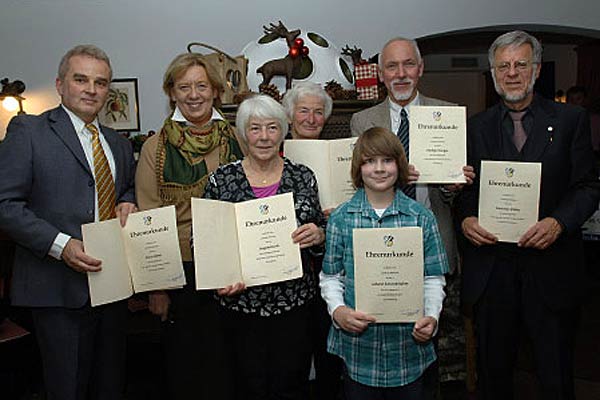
[155,114,243,206]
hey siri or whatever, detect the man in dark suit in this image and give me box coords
[0,45,136,400]
[457,31,600,400]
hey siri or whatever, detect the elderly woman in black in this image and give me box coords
[204,94,325,400]
[282,82,343,400]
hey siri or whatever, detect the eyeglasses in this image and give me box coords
[494,60,536,74]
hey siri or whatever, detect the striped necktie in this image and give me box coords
[87,124,116,221]
[397,108,416,199]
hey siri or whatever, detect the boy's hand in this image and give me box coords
[412,316,437,342]
[333,305,377,334]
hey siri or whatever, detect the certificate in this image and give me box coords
[284,138,357,209]
[582,203,600,241]
[353,227,424,323]
[478,160,541,243]
[409,105,466,183]
[192,192,302,289]
[82,206,185,306]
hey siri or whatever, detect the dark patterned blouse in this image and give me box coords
[203,158,326,317]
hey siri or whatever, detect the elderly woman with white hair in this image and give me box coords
[203,94,325,400]
[282,82,343,400]
[282,81,333,140]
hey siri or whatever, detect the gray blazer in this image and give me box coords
[0,106,136,307]
[350,94,459,273]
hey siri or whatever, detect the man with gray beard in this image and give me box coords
[456,30,600,400]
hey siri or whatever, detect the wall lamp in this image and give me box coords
[0,78,26,115]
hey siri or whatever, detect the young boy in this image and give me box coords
[320,127,449,399]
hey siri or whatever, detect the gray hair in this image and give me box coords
[488,30,542,69]
[236,95,288,144]
[282,82,333,120]
[379,37,422,69]
[58,44,112,80]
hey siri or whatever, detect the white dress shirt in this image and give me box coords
[49,105,116,259]
[387,93,431,209]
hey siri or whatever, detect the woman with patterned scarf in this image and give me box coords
[135,53,243,400]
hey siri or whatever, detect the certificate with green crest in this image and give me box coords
[83,205,185,306]
[409,106,467,183]
[353,227,423,323]
[192,192,302,289]
[478,160,541,243]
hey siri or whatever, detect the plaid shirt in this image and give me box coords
[322,188,449,387]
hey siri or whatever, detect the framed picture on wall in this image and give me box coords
[98,78,140,132]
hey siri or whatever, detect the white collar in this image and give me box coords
[389,92,421,115]
[61,104,100,135]
[171,106,223,125]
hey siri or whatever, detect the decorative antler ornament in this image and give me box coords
[256,21,309,91]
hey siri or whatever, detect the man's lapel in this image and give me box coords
[526,97,557,161]
[48,107,93,176]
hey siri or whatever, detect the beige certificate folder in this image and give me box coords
[353,227,424,323]
[478,160,541,243]
[284,138,357,209]
[82,206,185,307]
[409,106,467,184]
[192,192,302,289]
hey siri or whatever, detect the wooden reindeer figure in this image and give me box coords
[256,21,309,90]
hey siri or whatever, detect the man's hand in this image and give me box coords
[332,305,377,334]
[116,202,137,227]
[412,316,437,342]
[62,238,102,273]
[407,164,420,184]
[217,282,246,297]
[518,217,563,249]
[148,290,171,321]
[461,216,497,246]
[292,223,325,249]
[444,165,476,192]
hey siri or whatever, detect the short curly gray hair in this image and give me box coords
[282,82,333,121]
[236,95,288,144]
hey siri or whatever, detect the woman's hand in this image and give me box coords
[332,305,376,334]
[292,223,325,249]
[148,290,171,321]
[217,282,246,297]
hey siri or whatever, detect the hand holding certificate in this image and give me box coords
[82,206,185,306]
[478,160,542,243]
[353,227,424,323]
[192,192,302,289]
[409,106,467,184]
[284,138,357,209]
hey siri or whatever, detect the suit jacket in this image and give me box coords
[349,94,459,273]
[456,94,600,311]
[0,106,136,308]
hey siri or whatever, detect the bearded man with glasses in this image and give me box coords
[457,30,600,400]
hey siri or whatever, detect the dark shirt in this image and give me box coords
[203,158,325,316]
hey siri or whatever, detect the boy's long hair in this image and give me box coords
[351,127,409,189]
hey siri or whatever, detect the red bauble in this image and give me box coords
[289,47,300,58]
[301,46,309,56]
[294,38,304,48]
